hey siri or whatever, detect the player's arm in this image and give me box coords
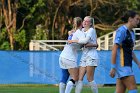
[68,37,90,44]
[110,43,119,78]
[111,44,119,65]
[68,29,75,35]
[68,29,93,44]
[132,52,140,68]
[84,43,98,48]
[84,31,98,48]
[110,29,125,78]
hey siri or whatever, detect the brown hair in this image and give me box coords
[121,10,138,23]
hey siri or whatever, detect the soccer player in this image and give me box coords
[110,10,140,93]
[59,17,85,93]
[68,16,99,93]
[59,32,72,93]
[59,20,78,93]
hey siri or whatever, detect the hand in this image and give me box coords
[68,40,73,44]
[109,68,116,78]
[68,40,78,44]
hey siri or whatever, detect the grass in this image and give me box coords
[0,84,139,93]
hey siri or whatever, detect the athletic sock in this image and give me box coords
[75,81,83,93]
[65,79,75,93]
[128,89,138,93]
[74,81,78,87]
[89,80,98,93]
[59,82,66,93]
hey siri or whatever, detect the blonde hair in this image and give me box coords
[85,16,95,28]
[73,17,82,30]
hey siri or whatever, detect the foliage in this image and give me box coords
[1,0,140,50]
[0,28,10,50]
[0,41,10,50]
[14,29,26,50]
[33,24,48,40]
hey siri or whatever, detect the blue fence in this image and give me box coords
[0,50,140,84]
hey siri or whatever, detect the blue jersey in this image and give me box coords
[114,25,135,67]
[114,25,135,78]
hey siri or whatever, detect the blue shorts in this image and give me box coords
[116,66,134,79]
[60,69,69,84]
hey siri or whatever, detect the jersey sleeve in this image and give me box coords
[114,29,125,45]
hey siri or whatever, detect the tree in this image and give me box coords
[1,0,140,50]
[1,0,18,50]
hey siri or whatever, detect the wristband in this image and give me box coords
[111,64,116,69]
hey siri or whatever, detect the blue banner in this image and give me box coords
[0,50,140,84]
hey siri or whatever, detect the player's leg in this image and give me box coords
[65,68,79,93]
[122,76,138,93]
[75,66,86,93]
[86,57,98,93]
[59,82,66,93]
[59,69,69,93]
[86,66,98,93]
[116,79,126,93]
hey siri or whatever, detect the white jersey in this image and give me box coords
[60,29,85,62]
[80,28,99,60]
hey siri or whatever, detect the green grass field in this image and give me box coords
[0,84,139,93]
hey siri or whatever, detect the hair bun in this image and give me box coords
[121,16,127,22]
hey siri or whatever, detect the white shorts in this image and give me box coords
[80,56,98,67]
[59,57,78,69]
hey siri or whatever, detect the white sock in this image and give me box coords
[75,81,83,93]
[89,81,98,93]
[59,82,66,93]
[74,81,78,87]
[65,81,74,93]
